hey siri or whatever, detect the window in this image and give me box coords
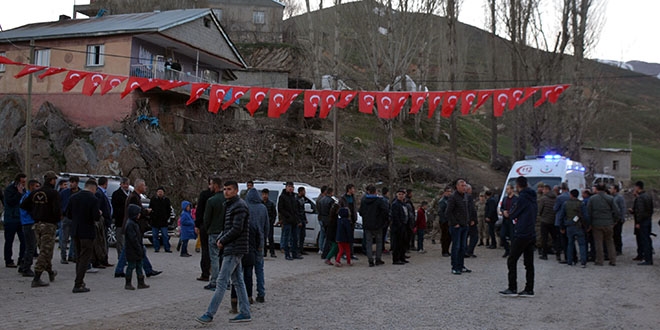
[253,11,265,25]
[0,51,5,72]
[86,44,105,66]
[34,49,50,66]
[612,160,619,171]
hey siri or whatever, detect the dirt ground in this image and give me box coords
[2,220,658,330]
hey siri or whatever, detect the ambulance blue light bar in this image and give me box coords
[543,154,563,160]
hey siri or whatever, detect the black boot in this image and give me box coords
[230,298,238,314]
[137,275,150,289]
[31,272,49,287]
[125,275,135,290]
[48,270,57,282]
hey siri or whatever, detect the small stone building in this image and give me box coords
[580,147,632,184]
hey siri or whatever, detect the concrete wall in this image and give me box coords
[213,4,283,43]
[232,70,288,88]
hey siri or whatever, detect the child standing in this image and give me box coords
[124,204,149,290]
[335,207,352,267]
[179,201,196,257]
[416,201,429,253]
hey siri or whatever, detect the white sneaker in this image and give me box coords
[317,249,323,255]
[87,267,99,273]
[418,250,426,254]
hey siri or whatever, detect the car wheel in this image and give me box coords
[106,223,117,247]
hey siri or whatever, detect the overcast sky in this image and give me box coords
[1,0,658,64]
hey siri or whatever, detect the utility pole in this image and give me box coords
[332,0,342,192]
[25,39,35,178]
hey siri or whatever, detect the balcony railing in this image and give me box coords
[129,64,219,84]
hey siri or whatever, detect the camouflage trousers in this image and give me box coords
[34,222,57,273]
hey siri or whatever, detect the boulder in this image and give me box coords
[34,102,75,152]
[0,96,27,161]
[91,127,129,160]
[64,139,98,173]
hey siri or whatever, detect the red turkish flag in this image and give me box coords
[37,67,66,80]
[319,91,341,119]
[533,86,556,108]
[440,91,461,118]
[473,90,493,113]
[208,85,232,114]
[120,77,144,98]
[186,83,210,105]
[158,79,188,91]
[517,87,540,106]
[0,55,20,65]
[267,88,301,118]
[139,78,160,92]
[221,87,249,110]
[14,64,47,78]
[100,75,127,95]
[62,70,90,92]
[548,84,570,103]
[409,92,428,114]
[459,90,477,115]
[245,88,269,116]
[358,92,376,114]
[492,89,511,117]
[335,91,356,109]
[427,92,445,118]
[375,92,409,119]
[304,91,324,118]
[508,88,525,110]
[81,73,107,96]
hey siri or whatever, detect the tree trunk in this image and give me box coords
[489,0,498,166]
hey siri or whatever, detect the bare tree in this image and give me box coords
[282,0,304,19]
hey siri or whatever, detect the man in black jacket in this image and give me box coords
[195,178,213,282]
[197,180,252,324]
[359,185,389,267]
[66,179,100,293]
[4,172,27,268]
[390,188,409,265]
[630,181,654,265]
[149,187,172,253]
[500,176,537,297]
[111,178,130,260]
[484,190,498,249]
[278,182,301,260]
[445,179,476,275]
[261,189,277,258]
[20,171,62,287]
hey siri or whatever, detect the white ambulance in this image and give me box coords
[498,155,587,211]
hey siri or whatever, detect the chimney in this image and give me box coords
[59,15,71,21]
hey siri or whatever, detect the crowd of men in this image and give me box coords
[2,172,657,324]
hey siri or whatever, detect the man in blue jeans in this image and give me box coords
[197,181,251,324]
[278,182,301,260]
[445,179,476,275]
[500,176,537,297]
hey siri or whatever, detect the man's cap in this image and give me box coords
[285,181,294,187]
[396,188,406,193]
[127,204,141,219]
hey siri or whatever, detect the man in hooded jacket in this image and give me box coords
[246,188,269,302]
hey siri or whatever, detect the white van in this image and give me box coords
[237,181,363,248]
[499,155,586,211]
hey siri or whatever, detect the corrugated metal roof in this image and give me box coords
[0,9,212,41]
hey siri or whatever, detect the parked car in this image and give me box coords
[237,181,363,249]
[57,173,176,247]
